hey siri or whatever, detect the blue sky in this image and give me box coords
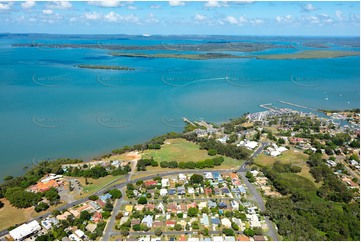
[0,1,359,36]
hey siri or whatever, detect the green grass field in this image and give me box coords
[254,149,320,187]
[77,175,125,199]
[142,138,211,162]
[142,138,243,170]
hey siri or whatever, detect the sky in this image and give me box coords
[0,0,359,36]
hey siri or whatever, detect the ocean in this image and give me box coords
[0,35,359,179]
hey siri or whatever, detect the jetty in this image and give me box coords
[278,100,317,111]
[182,117,196,127]
[259,103,277,111]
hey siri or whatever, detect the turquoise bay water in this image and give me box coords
[0,35,359,179]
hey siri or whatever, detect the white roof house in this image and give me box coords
[245,141,258,150]
[10,220,41,241]
[160,188,168,196]
[178,173,187,181]
[204,172,213,179]
[221,218,232,228]
[230,200,239,210]
[161,178,170,188]
[69,234,81,241]
[270,150,281,157]
[188,187,195,194]
[74,229,85,239]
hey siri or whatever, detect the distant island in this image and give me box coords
[75,64,135,71]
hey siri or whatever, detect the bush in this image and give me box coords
[34,202,49,213]
[208,149,217,156]
[88,195,99,201]
[109,189,122,199]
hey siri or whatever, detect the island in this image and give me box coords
[75,64,135,71]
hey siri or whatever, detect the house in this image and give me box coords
[289,137,304,144]
[142,215,153,228]
[213,187,221,195]
[213,236,224,242]
[145,203,156,210]
[119,217,129,226]
[187,202,197,209]
[99,193,112,202]
[167,203,178,213]
[178,174,187,182]
[218,202,227,209]
[221,187,230,194]
[198,201,207,209]
[74,230,85,240]
[217,136,229,144]
[204,187,213,195]
[201,214,210,227]
[168,188,176,195]
[208,201,217,208]
[211,217,220,225]
[125,205,134,213]
[85,223,97,233]
[96,199,105,207]
[40,217,59,230]
[30,179,59,193]
[69,234,81,241]
[204,172,213,179]
[144,180,158,187]
[178,203,188,213]
[166,220,176,228]
[179,235,187,241]
[188,187,195,194]
[91,212,102,223]
[153,220,163,228]
[221,218,232,228]
[253,236,266,241]
[237,235,250,241]
[245,141,258,150]
[224,236,236,241]
[230,200,239,210]
[232,218,243,230]
[161,178,170,188]
[238,186,247,194]
[177,187,186,195]
[134,205,145,211]
[88,201,101,211]
[157,202,165,212]
[57,211,72,221]
[131,219,141,225]
[160,188,168,196]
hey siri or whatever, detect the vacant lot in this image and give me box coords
[142,138,211,162]
[76,175,125,199]
[254,149,320,187]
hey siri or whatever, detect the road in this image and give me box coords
[238,142,279,241]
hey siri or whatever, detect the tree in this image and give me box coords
[34,202,49,213]
[138,197,147,204]
[243,228,255,237]
[231,222,239,231]
[132,224,141,231]
[109,189,122,199]
[187,207,199,217]
[154,227,163,236]
[3,175,13,181]
[177,213,183,218]
[191,221,199,229]
[80,210,92,221]
[140,224,149,231]
[5,187,41,208]
[189,174,204,185]
[104,199,113,212]
[120,228,129,236]
[254,227,263,235]
[208,149,217,156]
[44,188,60,202]
[88,195,99,201]
[201,207,209,214]
[223,228,235,236]
[174,224,182,231]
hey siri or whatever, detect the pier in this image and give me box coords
[278,100,317,111]
[182,117,196,126]
[259,103,278,111]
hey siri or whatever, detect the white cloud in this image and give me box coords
[21,1,35,9]
[194,13,206,22]
[0,2,12,10]
[145,13,158,24]
[276,14,294,23]
[169,1,185,7]
[128,6,137,10]
[302,3,317,12]
[335,10,343,20]
[88,0,120,8]
[225,16,238,24]
[48,1,72,9]
[84,11,101,20]
[150,4,161,9]
[239,16,248,24]
[43,9,54,15]
[104,11,120,22]
[205,1,229,8]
